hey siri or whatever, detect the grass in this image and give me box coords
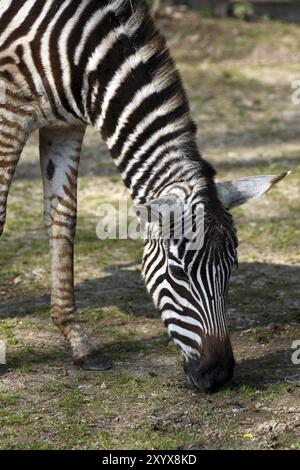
[0,10,300,450]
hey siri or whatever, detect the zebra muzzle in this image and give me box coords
[184,337,235,393]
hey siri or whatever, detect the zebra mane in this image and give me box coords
[113,1,216,180]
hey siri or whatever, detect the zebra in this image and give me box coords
[0,0,288,392]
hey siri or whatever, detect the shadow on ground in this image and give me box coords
[233,348,299,389]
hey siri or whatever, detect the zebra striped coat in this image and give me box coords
[0,0,287,391]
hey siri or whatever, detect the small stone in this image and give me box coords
[276,423,288,432]
[65,367,81,377]
[13,276,22,285]
[100,382,107,390]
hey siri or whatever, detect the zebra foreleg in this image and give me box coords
[0,112,30,237]
[0,109,34,375]
[39,127,111,370]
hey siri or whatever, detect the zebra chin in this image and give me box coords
[182,336,235,393]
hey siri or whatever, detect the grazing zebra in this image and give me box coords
[0,0,287,391]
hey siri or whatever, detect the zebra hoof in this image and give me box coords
[73,352,112,371]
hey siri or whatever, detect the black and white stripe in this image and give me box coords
[0,0,238,369]
[142,187,238,359]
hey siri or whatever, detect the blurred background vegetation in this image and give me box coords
[149,0,300,22]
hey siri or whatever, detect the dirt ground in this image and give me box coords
[0,8,299,450]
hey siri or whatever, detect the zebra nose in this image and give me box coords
[184,343,235,393]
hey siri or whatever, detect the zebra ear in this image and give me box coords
[216,172,290,210]
[135,196,180,222]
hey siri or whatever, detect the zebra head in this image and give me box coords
[137,172,288,392]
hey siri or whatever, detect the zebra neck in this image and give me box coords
[86,0,214,203]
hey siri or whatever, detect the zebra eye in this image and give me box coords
[169,264,187,280]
